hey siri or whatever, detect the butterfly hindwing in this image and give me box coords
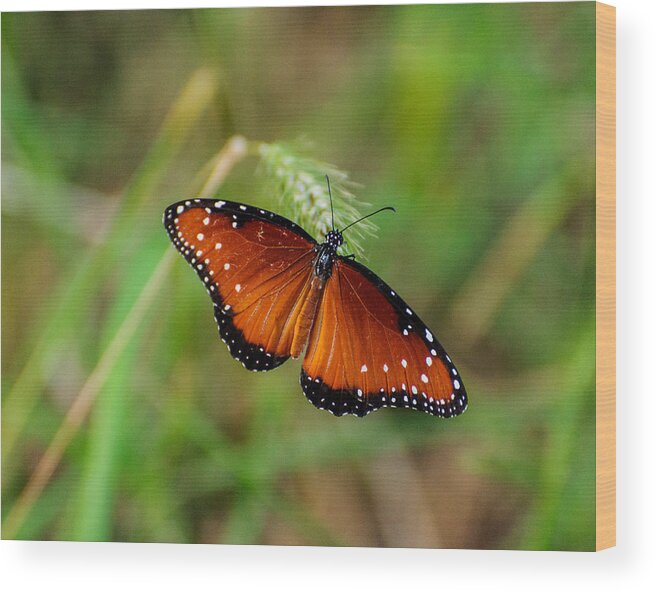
[301,257,467,417]
[164,198,317,371]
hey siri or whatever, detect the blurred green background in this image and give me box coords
[2,3,596,550]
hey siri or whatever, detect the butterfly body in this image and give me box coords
[164,198,468,418]
[289,274,324,358]
[313,230,342,281]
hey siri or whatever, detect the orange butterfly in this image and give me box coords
[164,192,467,418]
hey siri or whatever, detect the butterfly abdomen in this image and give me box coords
[290,275,325,358]
[288,242,335,358]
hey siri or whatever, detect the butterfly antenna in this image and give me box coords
[325,175,335,231]
[341,206,396,233]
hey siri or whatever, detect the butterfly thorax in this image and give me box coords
[314,230,343,281]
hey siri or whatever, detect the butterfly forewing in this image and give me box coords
[301,258,467,417]
[164,199,317,371]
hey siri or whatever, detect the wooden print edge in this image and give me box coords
[595,1,616,551]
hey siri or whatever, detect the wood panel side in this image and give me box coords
[595,1,616,552]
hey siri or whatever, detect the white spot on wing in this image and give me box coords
[360,364,368,373]
[421,374,429,383]
[235,283,241,292]
[197,233,204,241]
[426,357,433,366]
[425,329,434,342]
[224,263,230,270]
[401,359,407,368]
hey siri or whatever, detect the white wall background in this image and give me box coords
[1,0,653,589]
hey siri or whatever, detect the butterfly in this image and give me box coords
[163,190,468,418]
